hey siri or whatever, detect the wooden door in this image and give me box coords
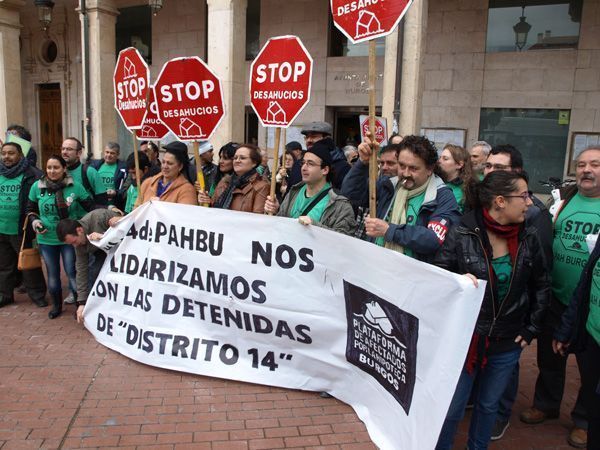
[38,84,63,169]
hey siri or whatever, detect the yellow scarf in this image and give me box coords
[384,176,431,254]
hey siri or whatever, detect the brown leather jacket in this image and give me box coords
[212,172,269,214]
[135,173,198,208]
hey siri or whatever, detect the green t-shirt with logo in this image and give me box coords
[552,193,600,305]
[376,190,425,258]
[125,183,139,214]
[289,183,331,223]
[68,164,99,218]
[28,181,91,245]
[492,253,512,301]
[0,174,24,235]
[586,258,600,345]
[96,162,117,194]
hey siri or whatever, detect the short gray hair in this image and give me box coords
[343,145,358,158]
[471,141,491,155]
[106,141,120,153]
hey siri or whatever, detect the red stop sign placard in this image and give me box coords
[153,57,224,141]
[114,47,150,130]
[135,87,170,141]
[331,0,413,44]
[360,115,388,145]
[250,35,313,128]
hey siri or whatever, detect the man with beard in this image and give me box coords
[520,146,600,449]
[0,142,47,307]
[342,134,460,262]
[470,141,491,180]
[61,137,103,207]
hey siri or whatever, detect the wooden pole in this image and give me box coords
[131,132,141,200]
[193,141,208,207]
[368,40,377,218]
[268,127,281,215]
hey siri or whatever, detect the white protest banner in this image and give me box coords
[85,202,485,450]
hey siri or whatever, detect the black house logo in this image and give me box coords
[344,280,418,414]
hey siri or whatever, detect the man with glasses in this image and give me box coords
[301,122,350,189]
[520,146,600,449]
[61,137,102,206]
[263,139,356,235]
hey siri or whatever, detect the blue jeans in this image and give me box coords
[436,347,522,450]
[39,244,76,297]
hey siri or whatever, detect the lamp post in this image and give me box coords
[149,0,164,16]
[513,6,531,51]
[34,0,55,32]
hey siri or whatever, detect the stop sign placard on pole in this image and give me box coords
[331,0,413,44]
[114,47,150,130]
[359,115,388,146]
[153,57,225,141]
[135,87,170,141]
[250,35,313,128]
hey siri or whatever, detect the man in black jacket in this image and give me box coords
[0,142,47,307]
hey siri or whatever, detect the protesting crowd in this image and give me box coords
[0,121,598,450]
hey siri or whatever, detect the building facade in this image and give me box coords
[1,0,599,190]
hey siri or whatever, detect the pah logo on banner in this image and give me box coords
[343,281,418,414]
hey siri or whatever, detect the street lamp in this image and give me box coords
[149,0,164,16]
[34,0,55,32]
[513,6,532,51]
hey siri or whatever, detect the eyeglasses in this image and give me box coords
[504,192,531,201]
[61,147,78,152]
[233,156,249,161]
[300,159,321,168]
[484,163,511,171]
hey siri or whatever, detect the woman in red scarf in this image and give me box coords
[434,170,550,449]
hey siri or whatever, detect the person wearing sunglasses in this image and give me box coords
[434,170,550,450]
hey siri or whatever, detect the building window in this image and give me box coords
[479,108,570,193]
[486,0,582,53]
[116,6,152,64]
[246,0,260,61]
[328,17,385,57]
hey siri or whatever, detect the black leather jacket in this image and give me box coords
[434,210,551,342]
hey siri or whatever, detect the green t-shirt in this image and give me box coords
[68,164,99,218]
[586,257,600,345]
[68,164,99,195]
[125,183,139,214]
[447,182,464,213]
[0,174,24,235]
[552,193,600,305]
[492,253,512,301]
[28,181,91,245]
[289,183,331,222]
[376,190,425,258]
[96,162,117,194]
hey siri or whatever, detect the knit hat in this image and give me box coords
[306,138,333,167]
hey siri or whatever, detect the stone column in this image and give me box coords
[382,27,399,135]
[81,0,118,158]
[399,0,427,136]
[207,0,247,152]
[0,0,24,134]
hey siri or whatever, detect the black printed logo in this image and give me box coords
[344,280,418,414]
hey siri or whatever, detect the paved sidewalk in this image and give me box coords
[1,294,582,450]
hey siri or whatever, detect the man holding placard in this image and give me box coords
[264,140,356,235]
[342,134,460,262]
